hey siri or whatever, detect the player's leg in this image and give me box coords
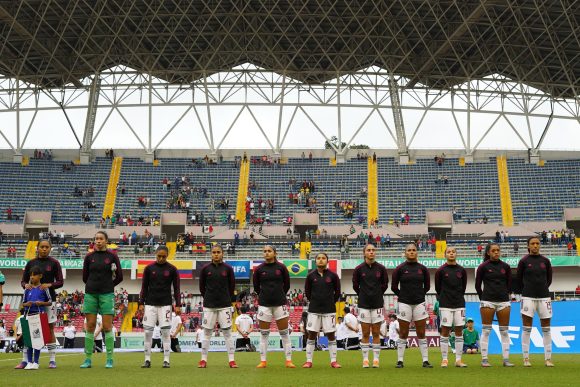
[479,305,495,366]
[325,327,340,368]
[81,294,99,367]
[396,316,410,368]
[46,302,58,368]
[539,298,553,366]
[100,294,116,367]
[440,324,451,366]
[142,305,156,366]
[415,318,432,367]
[275,311,294,367]
[257,306,273,367]
[159,306,172,367]
[200,308,217,367]
[360,321,371,366]
[520,298,535,366]
[453,309,467,367]
[101,313,115,366]
[218,307,237,367]
[496,306,514,366]
[304,313,320,367]
[370,322,381,367]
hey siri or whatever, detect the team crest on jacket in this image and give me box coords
[501,269,506,274]
[221,271,227,276]
[540,263,546,269]
[456,272,462,278]
[275,269,281,275]
[326,277,332,283]
[375,271,381,278]
[164,270,170,277]
[46,265,52,271]
[105,258,111,264]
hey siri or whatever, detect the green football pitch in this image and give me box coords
[0,350,577,386]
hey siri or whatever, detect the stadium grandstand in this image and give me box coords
[0,1,578,368]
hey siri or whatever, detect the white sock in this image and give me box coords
[372,343,380,361]
[47,343,57,362]
[201,328,212,362]
[499,326,510,361]
[279,329,292,361]
[260,329,269,362]
[328,340,337,363]
[455,336,464,362]
[222,329,235,362]
[542,327,552,361]
[419,338,428,362]
[522,326,532,359]
[397,339,406,362]
[481,324,492,360]
[306,339,315,363]
[144,327,153,361]
[361,342,370,361]
[440,336,449,360]
[22,347,27,362]
[161,327,171,363]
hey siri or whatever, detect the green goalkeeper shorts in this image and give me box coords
[83,293,115,315]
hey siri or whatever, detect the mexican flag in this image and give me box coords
[22,312,50,350]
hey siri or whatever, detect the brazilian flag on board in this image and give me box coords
[282,260,311,278]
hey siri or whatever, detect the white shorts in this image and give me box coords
[397,302,428,323]
[480,301,511,312]
[306,313,336,333]
[257,305,290,323]
[202,306,234,329]
[439,308,466,327]
[521,297,552,319]
[143,305,172,328]
[358,308,385,324]
[45,302,57,324]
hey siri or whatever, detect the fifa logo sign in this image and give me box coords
[491,325,576,348]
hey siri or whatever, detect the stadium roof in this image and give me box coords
[0,0,578,98]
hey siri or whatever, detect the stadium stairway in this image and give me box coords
[166,241,177,260]
[577,238,580,256]
[496,156,514,226]
[122,302,138,332]
[25,240,38,259]
[235,159,250,228]
[102,156,123,219]
[367,157,378,226]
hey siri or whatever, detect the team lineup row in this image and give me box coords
[11,232,554,370]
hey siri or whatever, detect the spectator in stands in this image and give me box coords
[513,242,519,254]
[6,207,13,220]
[7,246,17,257]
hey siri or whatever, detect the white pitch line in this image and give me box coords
[0,353,82,363]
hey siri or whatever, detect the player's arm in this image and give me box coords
[51,259,64,290]
[346,316,358,333]
[391,267,400,296]
[333,273,341,303]
[281,264,290,294]
[304,274,311,301]
[516,257,525,291]
[434,268,442,296]
[381,266,389,293]
[352,267,360,294]
[252,266,260,294]
[422,265,430,294]
[504,262,512,291]
[172,266,181,307]
[199,266,206,296]
[21,261,31,289]
[82,255,90,284]
[112,253,123,286]
[545,257,553,287]
[228,265,236,299]
[474,264,484,298]
[139,266,149,304]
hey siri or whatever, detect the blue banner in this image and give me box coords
[465,301,579,354]
[227,260,251,279]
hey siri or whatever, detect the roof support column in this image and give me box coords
[389,74,409,163]
[80,74,100,164]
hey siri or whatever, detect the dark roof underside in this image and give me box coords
[0,0,577,98]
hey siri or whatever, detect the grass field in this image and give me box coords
[0,350,577,386]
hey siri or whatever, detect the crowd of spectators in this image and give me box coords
[33,149,53,160]
[54,290,84,327]
[335,200,359,218]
